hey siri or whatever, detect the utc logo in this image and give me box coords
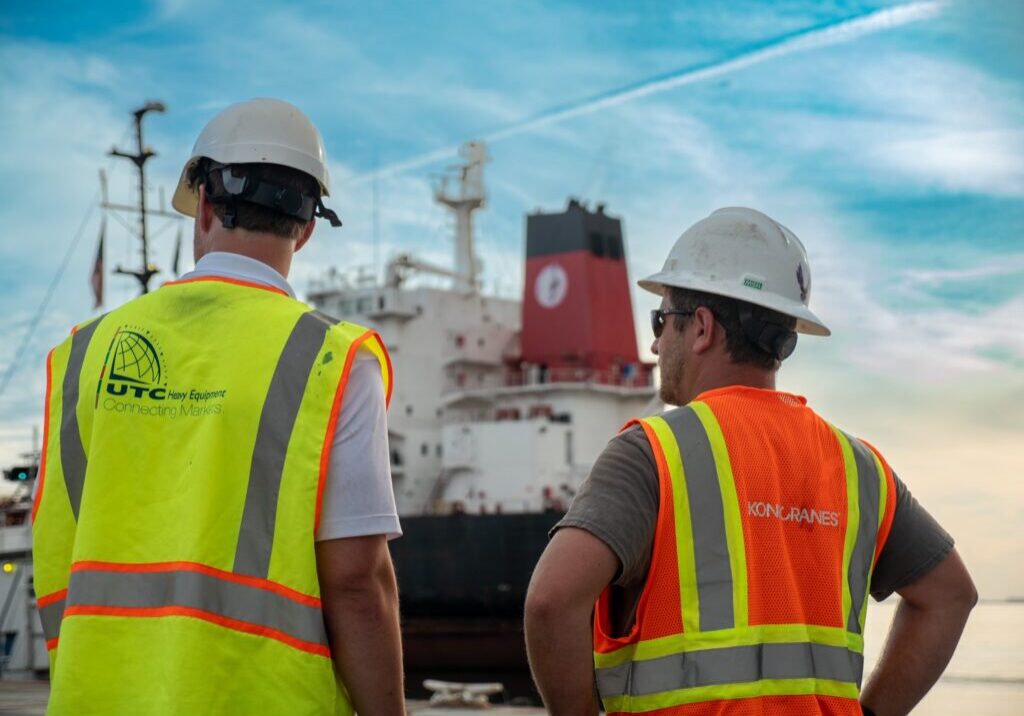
[97,327,168,403]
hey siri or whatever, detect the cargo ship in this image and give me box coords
[308,141,658,674]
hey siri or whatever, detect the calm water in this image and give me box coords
[863,602,1023,714]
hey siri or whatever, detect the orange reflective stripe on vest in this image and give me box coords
[37,589,67,648]
[63,562,329,657]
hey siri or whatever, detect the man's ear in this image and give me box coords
[197,185,216,233]
[691,306,718,355]
[295,219,316,253]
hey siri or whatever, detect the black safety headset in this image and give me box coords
[737,304,798,362]
[194,160,342,229]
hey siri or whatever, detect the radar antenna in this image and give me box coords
[433,141,488,293]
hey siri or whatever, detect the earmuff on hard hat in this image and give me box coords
[191,160,342,229]
[737,304,798,361]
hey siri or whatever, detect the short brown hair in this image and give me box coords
[667,286,796,370]
[195,161,320,239]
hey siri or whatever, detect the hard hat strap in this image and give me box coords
[737,304,797,362]
[198,161,342,228]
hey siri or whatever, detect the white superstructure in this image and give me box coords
[0,483,48,677]
[308,142,656,516]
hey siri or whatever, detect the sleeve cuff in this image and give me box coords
[315,514,403,542]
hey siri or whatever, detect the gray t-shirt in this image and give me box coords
[554,425,954,637]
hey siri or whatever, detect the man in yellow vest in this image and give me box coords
[525,208,977,715]
[33,99,404,715]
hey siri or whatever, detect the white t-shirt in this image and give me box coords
[180,252,402,542]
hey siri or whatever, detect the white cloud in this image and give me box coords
[749,49,1024,196]
[904,253,1024,286]
[876,128,1024,196]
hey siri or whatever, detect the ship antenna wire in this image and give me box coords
[0,193,99,402]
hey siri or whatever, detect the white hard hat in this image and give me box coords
[639,207,829,336]
[172,98,331,218]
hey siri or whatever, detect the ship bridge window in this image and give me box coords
[421,443,429,456]
[357,298,373,313]
[378,296,385,310]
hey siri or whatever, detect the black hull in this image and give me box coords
[389,511,562,619]
[389,512,562,691]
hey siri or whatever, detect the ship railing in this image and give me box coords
[506,365,654,389]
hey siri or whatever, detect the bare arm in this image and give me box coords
[860,548,977,716]
[525,527,620,716]
[316,534,404,716]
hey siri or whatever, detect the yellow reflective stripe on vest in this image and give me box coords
[60,320,102,520]
[602,676,860,713]
[233,310,339,578]
[644,404,748,634]
[595,640,864,701]
[831,427,883,635]
[689,402,749,630]
[594,623,864,669]
[64,564,329,656]
[644,415,700,634]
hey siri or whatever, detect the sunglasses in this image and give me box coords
[650,309,695,338]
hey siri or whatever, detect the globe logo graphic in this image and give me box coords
[109,331,162,385]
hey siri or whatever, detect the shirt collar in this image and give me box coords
[184,252,295,298]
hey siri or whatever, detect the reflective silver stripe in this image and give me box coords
[845,433,881,635]
[66,569,327,649]
[38,598,66,641]
[233,311,337,577]
[595,642,864,698]
[60,320,101,519]
[662,406,734,631]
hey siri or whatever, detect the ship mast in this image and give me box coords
[105,101,168,294]
[433,141,488,293]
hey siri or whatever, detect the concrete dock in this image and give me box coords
[0,681,545,715]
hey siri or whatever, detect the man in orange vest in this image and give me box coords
[525,207,976,715]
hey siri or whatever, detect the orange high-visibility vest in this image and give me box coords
[594,386,896,715]
[33,276,392,715]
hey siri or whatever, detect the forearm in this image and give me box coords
[860,596,973,715]
[525,600,601,716]
[324,565,404,716]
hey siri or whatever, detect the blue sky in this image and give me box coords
[1,0,1022,596]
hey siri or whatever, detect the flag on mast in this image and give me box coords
[172,224,182,277]
[90,215,106,309]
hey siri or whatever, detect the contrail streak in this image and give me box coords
[346,1,943,186]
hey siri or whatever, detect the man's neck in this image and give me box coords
[682,362,776,404]
[197,228,295,279]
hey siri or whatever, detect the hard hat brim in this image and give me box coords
[171,159,200,218]
[638,272,831,337]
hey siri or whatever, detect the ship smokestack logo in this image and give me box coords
[535,263,569,309]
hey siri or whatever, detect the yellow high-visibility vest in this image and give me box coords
[593,388,896,715]
[33,276,392,716]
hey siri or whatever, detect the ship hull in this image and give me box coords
[389,512,561,689]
